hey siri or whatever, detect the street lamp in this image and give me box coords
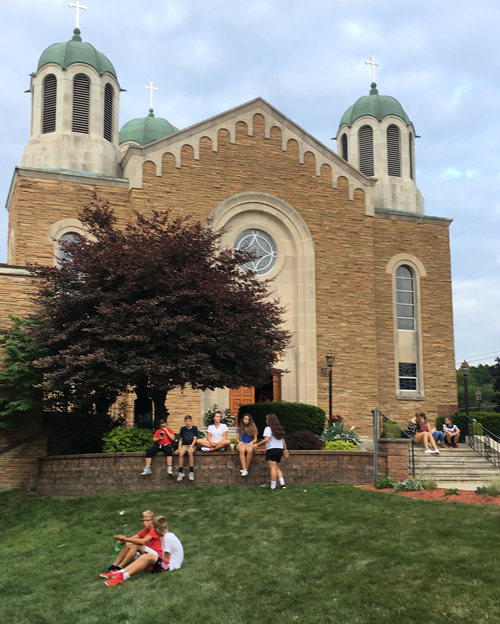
[475,389,483,411]
[460,360,470,418]
[326,351,335,424]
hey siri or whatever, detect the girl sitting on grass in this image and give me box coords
[237,413,258,476]
[254,413,289,489]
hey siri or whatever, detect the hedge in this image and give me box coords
[435,412,500,442]
[102,427,154,453]
[237,401,326,436]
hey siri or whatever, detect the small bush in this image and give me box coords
[204,404,234,427]
[285,430,324,450]
[318,422,360,445]
[393,479,422,493]
[475,485,488,496]
[376,473,395,489]
[421,476,438,490]
[102,428,154,453]
[324,440,358,451]
[383,422,402,439]
[486,480,500,497]
[239,402,326,437]
[445,488,460,496]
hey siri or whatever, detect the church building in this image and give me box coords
[0,27,458,435]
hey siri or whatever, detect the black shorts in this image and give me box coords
[146,443,173,458]
[266,448,283,463]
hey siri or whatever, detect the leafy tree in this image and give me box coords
[28,200,290,426]
[492,358,500,412]
[0,316,46,427]
[456,363,498,413]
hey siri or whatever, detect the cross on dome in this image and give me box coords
[68,0,87,30]
[145,81,158,110]
[365,55,379,83]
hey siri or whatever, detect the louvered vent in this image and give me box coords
[72,74,90,134]
[409,133,414,180]
[358,125,374,176]
[103,83,113,142]
[42,74,57,134]
[341,133,348,162]
[387,124,401,177]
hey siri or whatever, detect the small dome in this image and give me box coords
[119,110,179,145]
[37,29,117,79]
[339,83,410,128]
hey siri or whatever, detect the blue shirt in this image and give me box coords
[238,429,254,444]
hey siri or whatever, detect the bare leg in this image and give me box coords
[119,544,145,568]
[112,542,133,567]
[213,440,231,450]
[197,439,212,449]
[268,460,278,482]
[145,457,152,467]
[426,432,439,450]
[178,449,186,470]
[122,552,158,578]
[414,432,429,450]
[245,445,254,470]
[238,444,247,470]
[187,448,195,470]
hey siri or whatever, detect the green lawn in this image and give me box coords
[1,484,499,624]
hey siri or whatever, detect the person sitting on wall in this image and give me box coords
[197,411,231,451]
[443,416,460,448]
[236,413,258,476]
[407,412,440,454]
[175,415,198,481]
[141,419,175,475]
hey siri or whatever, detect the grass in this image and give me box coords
[1,484,500,624]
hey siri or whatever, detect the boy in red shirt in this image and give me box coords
[101,510,162,574]
[141,419,175,476]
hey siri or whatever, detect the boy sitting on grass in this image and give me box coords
[141,419,175,476]
[443,416,460,448]
[102,516,184,586]
[102,509,161,573]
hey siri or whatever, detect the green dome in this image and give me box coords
[37,29,117,79]
[119,110,179,145]
[339,83,411,128]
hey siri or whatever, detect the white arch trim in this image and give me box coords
[385,252,426,277]
[45,218,88,266]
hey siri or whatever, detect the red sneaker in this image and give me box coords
[100,570,122,579]
[105,573,125,586]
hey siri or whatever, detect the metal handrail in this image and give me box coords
[462,412,500,470]
[372,409,415,484]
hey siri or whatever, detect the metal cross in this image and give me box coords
[145,81,158,109]
[68,0,87,29]
[365,55,379,83]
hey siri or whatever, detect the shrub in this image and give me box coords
[376,473,395,489]
[445,488,460,496]
[204,404,234,427]
[486,480,500,497]
[383,422,401,438]
[325,440,358,451]
[102,427,154,453]
[285,430,324,450]
[435,411,500,443]
[475,485,488,496]
[318,422,360,445]
[421,476,438,490]
[393,479,422,493]
[238,402,325,437]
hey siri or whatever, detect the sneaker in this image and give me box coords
[452,443,459,448]
[430,449,440,454]
[424,449,434,454]
[141,467,151,475]
[241,470,248,476]
[280,484,287,489]
[268,486,277,490]
[189,472,194,481]
[105,574,125,586]
[177,472,185,481]
[167,466,173,475]
[100,570,122,579]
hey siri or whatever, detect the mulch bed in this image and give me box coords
[356,485,500,506]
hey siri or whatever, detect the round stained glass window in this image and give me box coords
[234,229,278,276]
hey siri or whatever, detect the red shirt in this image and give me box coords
[154,428,174,446]
[138,526,162,555]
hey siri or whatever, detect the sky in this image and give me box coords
[1,0,499,370]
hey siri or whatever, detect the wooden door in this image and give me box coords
[272,374,282,402]
[229,386,255,418]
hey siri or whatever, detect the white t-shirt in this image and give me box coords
[263,426,284,450]
[207,423,228,444]
[161,532,184,571]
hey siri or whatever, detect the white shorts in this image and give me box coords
[133,545,158,560]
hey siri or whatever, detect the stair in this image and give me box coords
[413,444,500,488]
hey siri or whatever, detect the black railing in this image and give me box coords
[372,409,415,480]
[463,413,500,470]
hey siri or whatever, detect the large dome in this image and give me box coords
[37,29,117,78]
[119,110,179,145]
[339,83,410,127]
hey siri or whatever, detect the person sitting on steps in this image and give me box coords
[407,412,440,454]
[197,411,231,452]
[443,416,460,448]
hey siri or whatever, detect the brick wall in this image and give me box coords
[0,436,47,490]
[377,439,411,482]
[35,448,400,496]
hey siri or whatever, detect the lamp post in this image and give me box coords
[475,389,483,412]
[460,360,470,418]
[326,351,335,425]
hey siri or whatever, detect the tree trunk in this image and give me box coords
[151,390,169,429]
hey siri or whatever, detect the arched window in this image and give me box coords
[72,74,90,134]
[387,124,401,177]
[341,133,348,162]
[58,232,82,262]
[409,133,414,180]
[358,125,374,176]
[396,265,415,330]
[103,83,113,142]
[42,74,57,134]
